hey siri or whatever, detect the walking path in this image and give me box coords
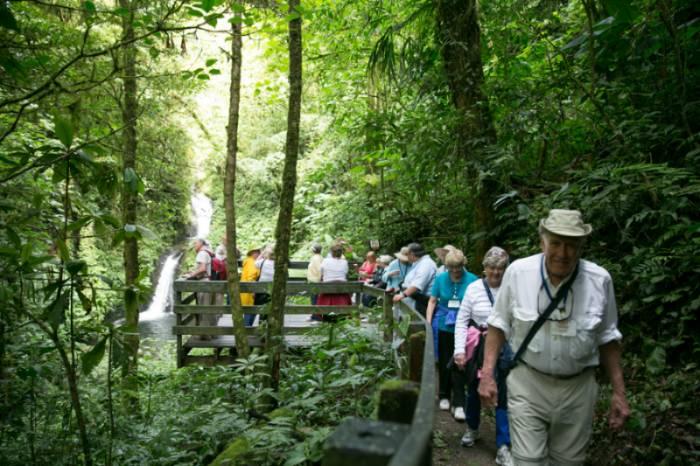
[433,406,497,466]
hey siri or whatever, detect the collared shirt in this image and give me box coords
[454,279,500,356]
[402,255,437,309]
[307,253,323,283]
[321,257,349,282]
[488,253,622,376]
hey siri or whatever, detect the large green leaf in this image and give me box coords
[53,115,74,149]
[81,337,107,375]
[46,291,68,331]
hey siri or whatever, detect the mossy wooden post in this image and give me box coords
[377,379,420,424]
[408,331,425,383]
[322,417,410,466]
[382,290,393,342]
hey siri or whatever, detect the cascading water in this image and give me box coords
[138,191,213,341]
[191,191,213,239]
[140,253,182,321]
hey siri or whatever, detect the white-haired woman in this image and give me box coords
[453,246,513,466]
[426,249,479,417]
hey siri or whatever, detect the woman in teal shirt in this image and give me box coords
[427,249,478,420]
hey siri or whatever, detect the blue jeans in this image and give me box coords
[465,344,512,448]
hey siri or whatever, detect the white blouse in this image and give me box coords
[454,279,500,356]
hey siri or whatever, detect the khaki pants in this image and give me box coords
[507,364,598,465]
[196,279,220,329]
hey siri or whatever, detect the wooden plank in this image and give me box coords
[173,304,359,315]
[173,325,332,336]
[174,280,365,294]
[182,334,323,351]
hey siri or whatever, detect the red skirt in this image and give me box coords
[316,293,352,306]
[313,293,352,321]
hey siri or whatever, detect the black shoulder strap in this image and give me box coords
[508,262,579,370]
[482,278,494,306]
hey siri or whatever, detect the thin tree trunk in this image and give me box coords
[265,0,302,398]
[119,0,140,392]
[435,0,498,267]
[225,0,249,358]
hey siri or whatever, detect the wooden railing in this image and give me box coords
[172,280,393,367]
[173,280,434,465]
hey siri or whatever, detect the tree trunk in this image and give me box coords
[119,0,140,392]
[265,0,302,398]
[435,0,498,267]
[225,0,249,358]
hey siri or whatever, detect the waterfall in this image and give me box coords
[191,191,213,239]
[141,253,182,320]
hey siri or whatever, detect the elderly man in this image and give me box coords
[479,209,629,465]
[393,242,437,315]
[182,238,218,340]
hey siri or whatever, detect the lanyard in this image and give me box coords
[540,255,568,307]
[482,278,494,306]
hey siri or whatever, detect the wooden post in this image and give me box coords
[382,290,393,343]
[408,331,425,383]
[175,288,183,368]
[377,379,420,425]
[322,417,410,466]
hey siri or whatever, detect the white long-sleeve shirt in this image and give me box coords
[487,253,622,376]
[454,279,500,357]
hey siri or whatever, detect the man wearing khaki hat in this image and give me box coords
[479,209,629,465]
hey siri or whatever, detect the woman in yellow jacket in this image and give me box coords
[241,248,261,326]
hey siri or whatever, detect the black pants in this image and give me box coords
[437,329,469,407]
[254,293,270,321]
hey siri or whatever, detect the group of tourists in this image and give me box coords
[313,209,627,466]
[181,238,276,329]
[181,208,629,466]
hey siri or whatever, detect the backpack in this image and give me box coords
[211,256,227,281]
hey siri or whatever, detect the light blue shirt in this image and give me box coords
[402,255,437,309]
[383,259,411,290]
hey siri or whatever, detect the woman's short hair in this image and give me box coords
[444,250,465,268]
[482,246,509,268]
[311,244,322,254]
[330,244,344,258]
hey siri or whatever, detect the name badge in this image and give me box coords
[448,299,460,309]
[551,319,576,337]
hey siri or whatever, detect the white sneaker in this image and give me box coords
[438,398,450,411]
[495,445,513,466]
[452,406,466,421]
[460,427,479,447]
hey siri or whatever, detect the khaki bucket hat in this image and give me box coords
[539,209,593,237]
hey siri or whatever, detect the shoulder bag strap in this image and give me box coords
[508,262,579,370]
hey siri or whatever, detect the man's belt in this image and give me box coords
[521,360,595,380]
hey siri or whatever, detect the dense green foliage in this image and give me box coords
[1,0,699,464]
[1,315,391,465]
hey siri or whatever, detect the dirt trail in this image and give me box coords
[433,407,498,466]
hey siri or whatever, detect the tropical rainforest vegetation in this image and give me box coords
[0,0,698,464]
